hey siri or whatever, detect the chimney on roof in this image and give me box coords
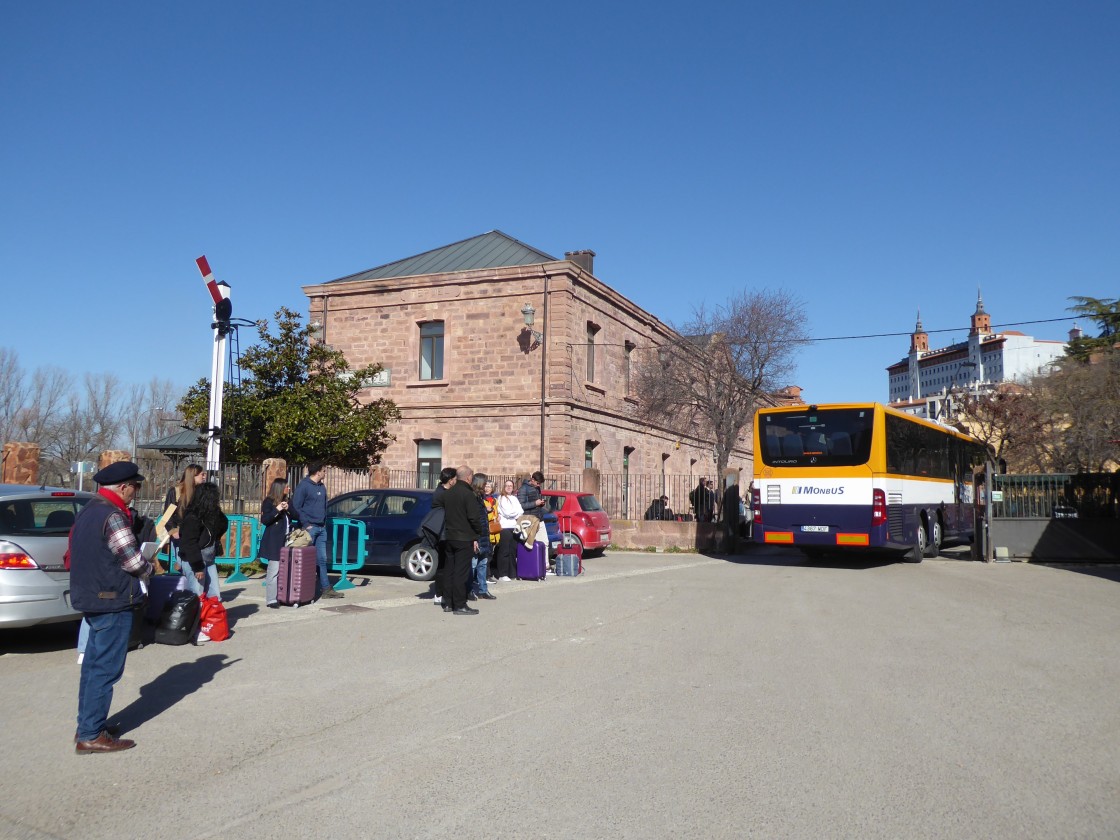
[565,249,596,274]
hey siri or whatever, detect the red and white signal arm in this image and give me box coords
[196,255,232,321]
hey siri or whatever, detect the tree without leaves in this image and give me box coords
[1033,350,1120,472]
[177,307,401,469]
[634,288,809,480]
[955,385,1049,472]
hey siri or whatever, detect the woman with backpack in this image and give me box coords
[178,482,229,606]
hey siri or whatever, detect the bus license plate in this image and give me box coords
[801,525,829,533]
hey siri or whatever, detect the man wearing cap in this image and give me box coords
[70,461,154,754]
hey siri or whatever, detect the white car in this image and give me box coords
[0,485,95,629]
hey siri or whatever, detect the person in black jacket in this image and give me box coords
[429,467,457,606]
[438,465,487,615]
[259,479,291,608]
[178,482,229,613]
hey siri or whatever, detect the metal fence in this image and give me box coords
[992,473,1120,519]
[128,459,742,523]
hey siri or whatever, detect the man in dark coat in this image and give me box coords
[438,465,487,615]
[71,461,154,754]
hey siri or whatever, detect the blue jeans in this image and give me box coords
[76,610,132,741]
[182,565,221,600]
[308,525,329,594]
[472,554,490,595]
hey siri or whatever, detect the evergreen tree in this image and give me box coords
[178,307,399,467]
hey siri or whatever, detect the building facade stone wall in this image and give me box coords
[304,255,755,483]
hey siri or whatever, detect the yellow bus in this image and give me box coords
[751,403,989,560]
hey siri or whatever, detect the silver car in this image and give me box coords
[0,485,95,629]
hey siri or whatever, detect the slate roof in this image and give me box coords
[326,230,558,284]
[137,429,205,452]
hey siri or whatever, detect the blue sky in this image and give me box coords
[3,1,1116,408]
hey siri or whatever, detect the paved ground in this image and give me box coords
[1,548,1118,839]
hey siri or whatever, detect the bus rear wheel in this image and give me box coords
[924,517,942,558]
[907,520,929,563]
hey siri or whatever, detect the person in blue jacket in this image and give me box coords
[290,460,340,599]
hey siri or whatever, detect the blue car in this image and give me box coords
[325,489,436,580]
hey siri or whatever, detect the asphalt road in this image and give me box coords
[2,549,1118,839]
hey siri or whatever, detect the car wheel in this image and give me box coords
[402,544,438,581]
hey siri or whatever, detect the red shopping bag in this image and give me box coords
[198,595,230,641]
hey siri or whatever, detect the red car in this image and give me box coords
[541,490,612,555]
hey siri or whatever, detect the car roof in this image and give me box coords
[331,488,434,498]
[0,484,96,497]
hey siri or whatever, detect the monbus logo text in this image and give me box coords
[791,486,845,495]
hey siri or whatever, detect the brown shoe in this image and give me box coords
[321,588,343,599]
[75,731,136,754]
[74,725,120,743]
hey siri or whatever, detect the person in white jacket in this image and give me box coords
[494,480,524,581]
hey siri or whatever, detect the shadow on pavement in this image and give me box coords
[712,544,898,571]
[225,603,259,627]
[108,654,241,734]
[1035,564,1120,584]
[0,621,81,656]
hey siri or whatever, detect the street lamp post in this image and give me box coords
[131,406,165,461]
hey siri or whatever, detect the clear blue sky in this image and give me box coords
[3,1,1116,407]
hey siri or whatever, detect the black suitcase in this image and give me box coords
[154,591,200,645]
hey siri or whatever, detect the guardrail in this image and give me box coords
[328,518,367,591]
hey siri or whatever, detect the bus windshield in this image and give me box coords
[759,407,874,468]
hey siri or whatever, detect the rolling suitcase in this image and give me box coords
[516,540,547,581]
[154,591,200,646]
[556,516,583,576]
[145,574,186,623]
[278,546,318,606]
[128,602,147,650]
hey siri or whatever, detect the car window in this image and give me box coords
[328,493,379,518]
[0,497,91,537]
[577,495,603,513]
[378,494,421,517]
[545,495,565,513]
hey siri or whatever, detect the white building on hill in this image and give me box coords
[887,292,1071,420]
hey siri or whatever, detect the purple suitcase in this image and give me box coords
[145,573,186,622]
[279,546,318,605]
[516,541,547,580]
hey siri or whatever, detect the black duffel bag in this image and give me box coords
[153,591,200,646]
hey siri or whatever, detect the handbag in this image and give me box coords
[286,527,312,547]
[488,518,502,536]
[199,525,217,566]
[198,595,230,642]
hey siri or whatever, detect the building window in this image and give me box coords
[586,322,599,382]
[417,440,442,489]
[624,340,635,394]
[419,321,444,381]
[584,440,598,469]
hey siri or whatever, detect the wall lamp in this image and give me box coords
[521,304,543,346]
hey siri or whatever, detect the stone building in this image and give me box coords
[301,230,756,495]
